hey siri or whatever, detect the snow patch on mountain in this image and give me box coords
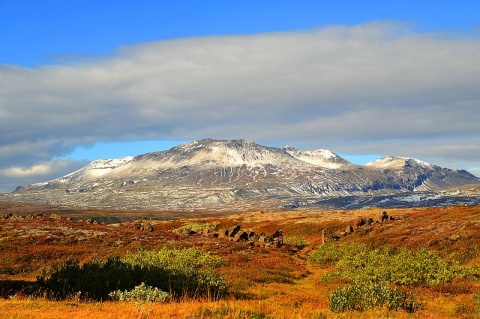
[284,146,350,169]
[366,156,433,170]
[49,157,133,185]
[124,139,306,173]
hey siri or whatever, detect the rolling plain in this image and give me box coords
[1,203,479,318]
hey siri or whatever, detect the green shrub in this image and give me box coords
[283,236,308,249]
[329,282,422,312]
[308,242,367,266]
[109,282,169,302]
[173,222,220,233]
[189,306,273,319]
[309,243,469,313]
[475,293,480,314]
[35,248,226,301]
[35,257,143,300]
[336,247,465,287]
[122,248,226,299]
[310,243,466,287]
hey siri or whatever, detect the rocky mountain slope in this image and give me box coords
[5,139,480,211]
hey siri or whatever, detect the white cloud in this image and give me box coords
[0,158,87,193]
[1,22,480,190]
[2,164,53,178]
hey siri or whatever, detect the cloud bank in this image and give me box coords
[1,22,480,192]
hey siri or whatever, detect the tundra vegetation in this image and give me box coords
[1,203,480,318]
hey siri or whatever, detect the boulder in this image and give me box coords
[202,228,210,236]
[143,223,154,232]
[354,218,366,227]
[258,235,273,245]
[233,231,249,242]
[345,225,354,234]
[248,231,257,240]
[181,228,196,235]
[447,234,461,241]
[379,211,389,222]
[50,213,62,220]
[272,230,283,246]
[272,229,283,239]
[229,225,241,238]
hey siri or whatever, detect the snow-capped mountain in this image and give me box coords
[7,139,480,211]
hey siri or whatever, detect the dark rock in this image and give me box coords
[322,229,342,244]
[355,218,366,227]
[379,211,389,222]
[234,231,249,242]
[259,235,273,245]
[229,225,241,237]
[143,223,154,232]
[182,229,197,235]
[272,229,283,239]
[345,225,354,234]
[249,232,259,241]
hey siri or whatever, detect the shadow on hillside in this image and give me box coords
[0,280,34,298]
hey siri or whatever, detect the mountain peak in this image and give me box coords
[366,156,433,170]
[284,146,351,169]
[134,138,293,169]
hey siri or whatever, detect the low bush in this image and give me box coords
[189,306,273,319]
[35,248,226,301]
[336,247,466,287]
[329,282,422,313]
[108,282,169,302]
[173,222,220,233]
[310,243,471,312]
[308,242,367,266]
[283,236,308,249]
[475,293,480,314]
[122,248,226,299]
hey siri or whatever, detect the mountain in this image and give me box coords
[6,139,480,211]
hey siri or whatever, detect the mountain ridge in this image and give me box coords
[7,139,480,211]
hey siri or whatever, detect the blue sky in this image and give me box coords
[2,1,479,67]
[1,1,479,192]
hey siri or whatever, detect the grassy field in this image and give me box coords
[1,204,479,318]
